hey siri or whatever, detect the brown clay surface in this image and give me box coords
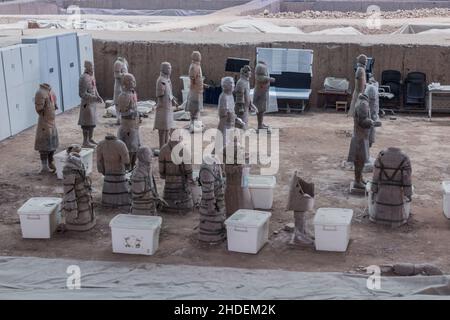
[1,106,450,273]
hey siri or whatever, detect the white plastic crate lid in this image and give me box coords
[314,208,353,226]
[109,214,162,230]
[54,148,93,160]
[17,197,62,215]
[225,209,272,228]
[443,181,450,194]
[248,175,276,189]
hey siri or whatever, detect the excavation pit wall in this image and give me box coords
[91,32,450,108]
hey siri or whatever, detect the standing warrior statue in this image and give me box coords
[97,134,131,208]
[62,144,96,231]
[365,75,380,148]
[234,65,257,129]
[198,155,227,244]
[186,51,207,132]
[78,60,103,148]
[34,83,59,174]
[117,73,141,170]
[113,56,129,125]
[348,54,367,117]
[352,93,380,191]
[253,60,275,132]
[155,62,178,150]
[216,77,244,153]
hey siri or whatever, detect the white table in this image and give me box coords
[250,87,312,113]
[428,85,450,119]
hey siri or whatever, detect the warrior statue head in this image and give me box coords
[122,73,136,90]
[240,65,252,80]
[357,54,368,67]
[191,51,202,63]
[84,60,94,75]
[160,62,172,77]
[221,76,235,94]
[137,146,152,166]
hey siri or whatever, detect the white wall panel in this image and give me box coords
[77,33,94,74]
[0,54,12,141]
[22,36,63,113]
[57,33,80,111]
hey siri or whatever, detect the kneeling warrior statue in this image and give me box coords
[62,144,96,231]
[198,155,227,244]
[131,147,164,215]
[97,134,131,208]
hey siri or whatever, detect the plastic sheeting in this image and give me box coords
[324,77,350,91]
[0,256,450,299]
[393,23,450,34]
[308,27,362,36]
[216,19,303,34]
[69,8,214,16]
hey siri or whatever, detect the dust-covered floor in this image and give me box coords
[1,106,450,273]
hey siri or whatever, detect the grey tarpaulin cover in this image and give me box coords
[0,257,449,299]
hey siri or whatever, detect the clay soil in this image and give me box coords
[1,106,450,273]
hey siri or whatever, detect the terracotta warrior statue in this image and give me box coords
[352,93,380,191]
[223,141,254,217]
[217,77,244,152]
[186,51,207,132]
[287,171,315,245]
[97,134,131,207]
[117,73,141,170]
[198,155,227,244]
[34,83,59,174]
[234,65,257,129]
[348,54,367,117]
[62,144,96,231]
[113,56,129,125]
[370,147,412,227]
[253,60,275,131]
[155,62,178,150]
[78,61,103,148]
[158,133,194,214]
[365,75,380,148]
[130,147,162,216]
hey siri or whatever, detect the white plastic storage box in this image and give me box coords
[313,208,353,252]
[248,175,276,210]
[182,89,189,103]
[443,181,450,219]
[17,197,62,239]
[180,76,191,90]
[225,209,271,254]
[54,148,94,180]
[109,214,162,256]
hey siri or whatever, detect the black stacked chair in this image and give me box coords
[404,72,427,109]
[380,70,402,111]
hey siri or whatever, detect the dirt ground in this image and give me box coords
[1,105,450,273]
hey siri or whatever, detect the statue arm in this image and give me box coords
[35,91,45,115]
[79,77,98,102]
[96,147,105,175]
